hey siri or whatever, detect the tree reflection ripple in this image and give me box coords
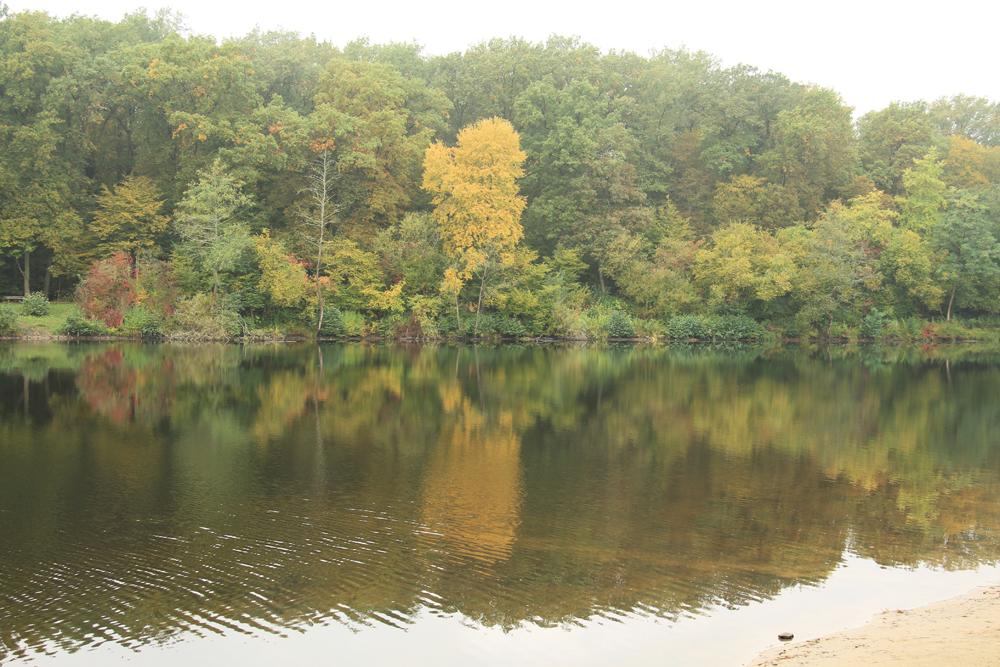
[0,342,998,662]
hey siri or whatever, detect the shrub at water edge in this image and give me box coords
[606,310,637,338]
[56,309,111,336]
[318,307,346,337]
[120,307,165,338]
[0,305,18,334]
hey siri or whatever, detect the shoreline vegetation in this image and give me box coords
[3,11,1000,349]
[2,300,1000,346]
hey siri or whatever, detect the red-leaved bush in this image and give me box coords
[76,254,179,328]
[76,252,138,327]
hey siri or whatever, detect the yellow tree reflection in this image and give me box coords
[420,377,524,567]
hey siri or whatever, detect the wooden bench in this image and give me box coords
[4,296,24,303]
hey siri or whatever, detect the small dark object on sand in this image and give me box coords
[778,632,794,641]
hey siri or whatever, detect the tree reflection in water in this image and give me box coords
[0,342,998,661]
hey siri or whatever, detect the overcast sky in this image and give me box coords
[10,0,1000,116]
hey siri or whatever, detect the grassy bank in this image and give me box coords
[6,303,76,337]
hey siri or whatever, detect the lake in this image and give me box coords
[1,342,999,666]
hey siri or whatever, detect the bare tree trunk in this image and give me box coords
[826,313,833,339]
[946,281,957,321]
[306,149,334,337]
[598,260,606,295]
[455,297,461,335]
[315,179,326,335]
[317,280,324,335]
[23,250,30,296]
[43,266,51,300]
[474,263,489,336]
[212,212,220,299]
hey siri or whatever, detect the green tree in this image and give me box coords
[0,10,87,295]
[933,191,1000,320]
[898,149,946,233]
[858,102,935,196]
[309,58,449,238]
[515,78,650,288]
[373,212,447,298]
[700,65,794,179]
[878,229,944,316]
[793,215,880,336]
[431,37,541,138]
[604,230,702,318]
[759,86,857,224]
[929,94,1000,147]
[570,123,653,293]
[174,160,253,295]
[514,77,608,250]
[142,34,265,204]
[231,28,337,115]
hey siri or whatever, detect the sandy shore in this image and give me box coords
[747,584,1000,666]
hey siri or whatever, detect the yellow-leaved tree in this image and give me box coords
[423,117,526,335]
[695,223,796,309]
[91,175,170,260]
[253,230,308,308]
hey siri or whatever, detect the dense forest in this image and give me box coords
[2,7,1000,339]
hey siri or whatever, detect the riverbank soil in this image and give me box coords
[747,585,1000,666]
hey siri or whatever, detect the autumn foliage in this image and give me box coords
[76,253,138,327]
[75,254,178,328]
[423,117,527,267]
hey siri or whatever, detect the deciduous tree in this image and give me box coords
[858,102,934,196]
[695,223,795,311]
[423,117,526,334]
[253,229,308,308]
[933,191,1000,320]
[898,150,946,234]
[91,174,170,259]
[794,215,880,336]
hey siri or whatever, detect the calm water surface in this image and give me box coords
[1,342,999,666]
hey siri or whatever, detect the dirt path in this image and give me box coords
[747,585,1000,666]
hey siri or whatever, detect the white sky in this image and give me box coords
[9,0,1000,116]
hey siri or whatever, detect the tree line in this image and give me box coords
[2,7,1000,338]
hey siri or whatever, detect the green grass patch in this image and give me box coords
[14,302,75,336]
